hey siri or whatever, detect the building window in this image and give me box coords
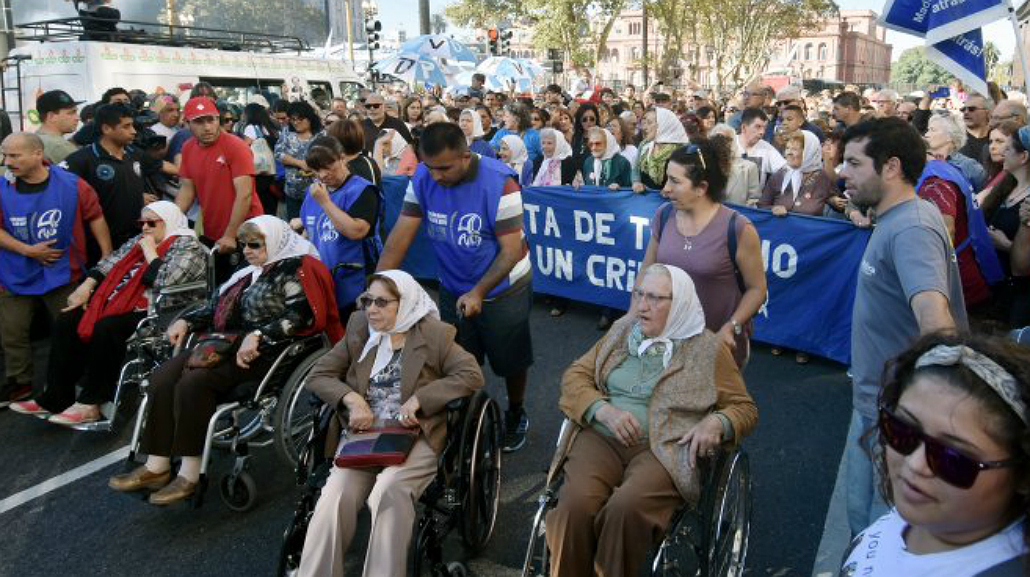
[610,48,619,63]
[631,46,640,60]
[818,43,827,60]
[804,43,813,61]
[629,21,642,36]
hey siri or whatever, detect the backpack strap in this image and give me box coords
[655,202,675,242]
[727,211,746,294]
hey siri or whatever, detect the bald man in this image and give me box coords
[0,133,111,407]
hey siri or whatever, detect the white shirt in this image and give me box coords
[152,123,179,140]
[737,135,786,188]
[842,510,1027,577]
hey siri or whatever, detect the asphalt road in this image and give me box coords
[0,297,851,577]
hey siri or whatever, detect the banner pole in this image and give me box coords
[1006,0,1030,96]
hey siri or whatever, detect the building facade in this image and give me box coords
[509,8,892,88]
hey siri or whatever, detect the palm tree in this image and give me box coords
[431,13,447,34]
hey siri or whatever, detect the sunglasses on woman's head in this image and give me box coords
[878,406,1021,489]
[357,293,398,309]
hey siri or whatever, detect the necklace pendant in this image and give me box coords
[683,240,693,251]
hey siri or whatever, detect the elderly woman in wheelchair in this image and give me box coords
[297,269,484,577]
[11,201,206,426]
[544,263,757,576]
[108,215,342,506]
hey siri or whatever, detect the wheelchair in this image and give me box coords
[276,389,503,577]
[122,327,333,512]
[69,248,218,433]
[522,422,752,577]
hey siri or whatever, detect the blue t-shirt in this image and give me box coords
[401,155,530,298]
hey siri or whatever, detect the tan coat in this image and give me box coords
[552,316,758,503]
[305,312,484,458]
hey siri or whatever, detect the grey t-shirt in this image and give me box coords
[850,197,968,419]
[39,133,78,165]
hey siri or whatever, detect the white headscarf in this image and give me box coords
[376,129,409,160]
[780,130,822,197]
[501,134,528,176]
[358,270,441,377]
[634,264,707,368]
[218,215,320,294]
[460,108,484,144]
[534,128,572,186]
[589,128,622,185]
[143,200,195,238]
[654,107,689,145]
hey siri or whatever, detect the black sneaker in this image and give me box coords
[502,408,529,453]
[0,380,32,409]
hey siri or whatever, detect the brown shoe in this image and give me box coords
[109,465,171,492]
[148,476,197,506]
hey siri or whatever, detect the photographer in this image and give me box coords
[64,104,166,257]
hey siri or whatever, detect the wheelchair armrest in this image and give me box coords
[158,280,208,296]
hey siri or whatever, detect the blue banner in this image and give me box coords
[880,0,1007,43]
[380,179,872,363]
[926,28,990,97]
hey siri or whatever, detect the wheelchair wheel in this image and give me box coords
[219,470,258,512]
[459,393,502,552]
[276,491,318,577]
[273,348,327,469]
[704,451,751,577]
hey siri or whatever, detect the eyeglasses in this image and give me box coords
[684,143,707,171]
[878,406,1021,489]
[241,241,265,250]
[357,293,399,309]
[588,140,606,148]
[221,117,236,124]
[631,288,672,307]
[581,116,596,123]
[137,219,161,228]
[366,103,383,109]
[961,106,983,113]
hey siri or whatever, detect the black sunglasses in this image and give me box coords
[241,241,265,250]
[961,106,983,113]
[357,293,398,309]
[137,219,161,228]
[879,407,1021,489]
[366,103,383,109]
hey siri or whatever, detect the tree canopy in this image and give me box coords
[890,46,953,86]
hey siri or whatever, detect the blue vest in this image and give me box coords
[300,175,379,308]
[917,160,1004,285]
[0,167,81,295]
[411,156,518,298]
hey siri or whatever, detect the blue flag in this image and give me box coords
[925,28,990,97]
[881,0,1007,43]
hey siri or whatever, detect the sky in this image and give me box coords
[384,0,1023,62]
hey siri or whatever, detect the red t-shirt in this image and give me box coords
[918,177,990,306]
[179,131,262,240]
[0,174,103,285]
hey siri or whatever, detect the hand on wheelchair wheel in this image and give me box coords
[677,414,724,468]
[167,319,189,347]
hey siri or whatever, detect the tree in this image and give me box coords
[891,47,953,86]
[649,0,836,91]
[431,13,448,34]
[159,0,329,47]
[444,0,524,29]
[983,41,1000,80]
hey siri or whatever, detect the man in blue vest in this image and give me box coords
[0,133,111,408]
[378,123,534,452]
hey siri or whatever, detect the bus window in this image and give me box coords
[200,77,284,106]
[338,81,362,103]
[307,80,333,110]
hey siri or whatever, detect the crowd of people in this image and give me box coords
[0,69,1028,575]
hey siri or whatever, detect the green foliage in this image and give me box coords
[444,0,524,28]
[160,0,329,46]
[890,47,953,86]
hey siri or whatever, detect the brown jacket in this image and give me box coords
[552,315,758,503]
[305,312,484,458]
[759,168,839,216]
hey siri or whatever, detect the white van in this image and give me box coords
[3,20,364,129]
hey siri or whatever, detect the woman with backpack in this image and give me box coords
[241,102,281,216]
[641,136,767,368]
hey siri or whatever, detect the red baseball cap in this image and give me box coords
[183,96,219,121]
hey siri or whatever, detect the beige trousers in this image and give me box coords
[298,437,438,577]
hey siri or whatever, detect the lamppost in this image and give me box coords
[362,0,380,87]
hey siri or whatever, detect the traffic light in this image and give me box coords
[366,20,381,51]
[487,28,499,56]
[500,30,512,55]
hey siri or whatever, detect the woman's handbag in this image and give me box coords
[186,332,241,369]
[334,426,418,468]
[251,137,277,176]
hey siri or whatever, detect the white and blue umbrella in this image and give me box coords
[453,69,533,93]
[477,56,537,84]
[373,52,449,86]
[399,34,478,63]
[517,58,546,79]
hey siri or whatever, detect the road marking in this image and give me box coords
[811,449,851,577]
[0,445,130,516]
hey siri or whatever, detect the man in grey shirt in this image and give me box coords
[35,90,82,165]
[839,117,967,536]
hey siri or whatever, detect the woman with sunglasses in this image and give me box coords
[632,107,690,194]
[11,202,207,425]
[276,101,325,220]
[842,332,1030,575]
[298,270,483,577]
[546,263,757,576]
[108,216,343,505]
[641,137,767,369]
[570,102,601,172]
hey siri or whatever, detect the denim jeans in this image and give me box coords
[844,409,889,536]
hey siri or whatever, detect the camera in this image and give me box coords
[132,109,167,151]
